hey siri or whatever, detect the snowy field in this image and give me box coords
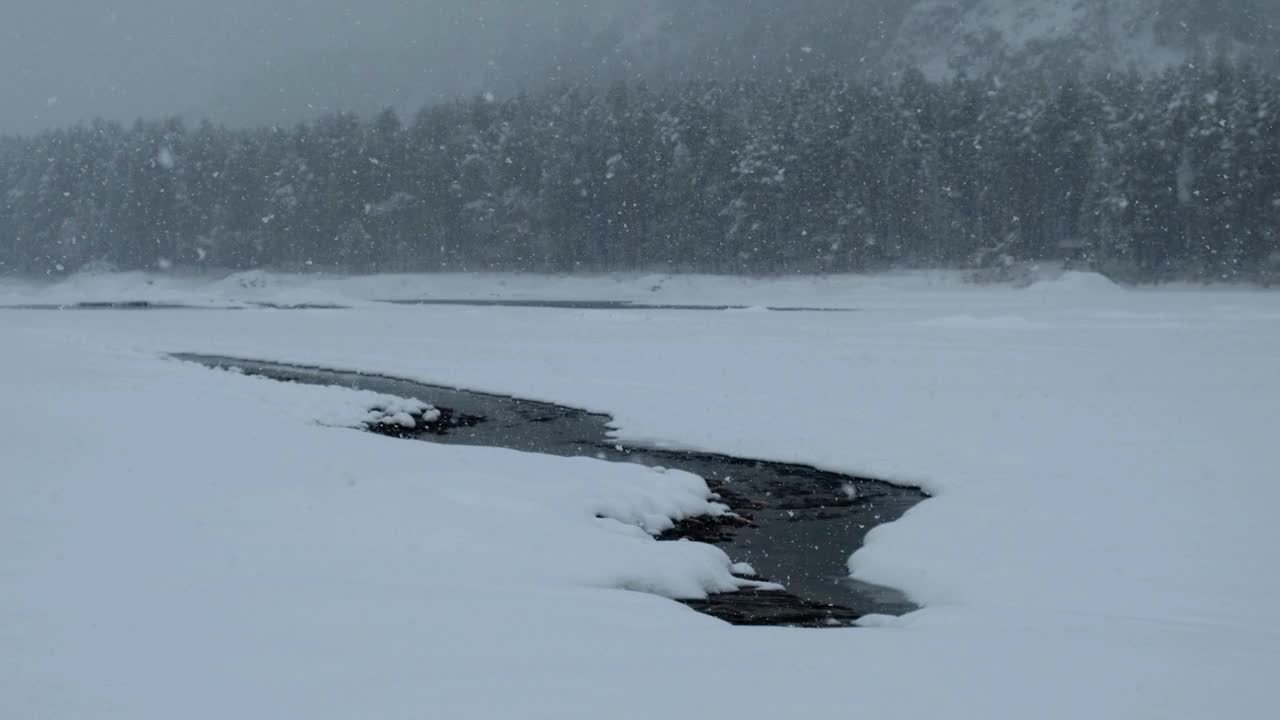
[3,271,1279,719]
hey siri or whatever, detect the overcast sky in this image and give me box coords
[9,1,1273,135]
[0,1,608,134]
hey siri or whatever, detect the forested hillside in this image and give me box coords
[3,61,1278,282]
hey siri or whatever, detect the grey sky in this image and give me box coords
[0,0,594,133]
[8,1,1274,135]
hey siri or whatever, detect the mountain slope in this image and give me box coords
[892,0,1280,78]
[553,0,1280,84]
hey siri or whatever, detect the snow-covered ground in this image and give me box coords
[0,266,1114,308]
[4,272,1279,718]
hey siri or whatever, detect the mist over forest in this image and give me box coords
[3,0,1279,281]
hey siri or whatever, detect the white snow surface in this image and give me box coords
[3,271,1279,718]
[1,267,993,308]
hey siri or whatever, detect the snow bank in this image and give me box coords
[0,335,756,719]
[209,365,439,430]
[1,268,1142,310]
[1024,270,1123,294]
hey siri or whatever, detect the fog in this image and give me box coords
[1,0,635,133]
[6,1,1277,135]
[3,0,937,134]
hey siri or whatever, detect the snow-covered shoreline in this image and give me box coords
[5,267,1277,311]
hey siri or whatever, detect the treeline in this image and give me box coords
[2,60,1279,281]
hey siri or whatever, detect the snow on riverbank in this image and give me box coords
[3,273,1279,718]
[0,267,1104,308]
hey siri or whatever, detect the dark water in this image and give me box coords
[3,301,223,310]
[1,301,347,311]
[381,298,854,312]
[3,298,850,313]
[174,353,925,626]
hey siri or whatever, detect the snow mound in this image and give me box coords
[365,397,440,429]
[1025,271,1122,294]
[218,269,276,293]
